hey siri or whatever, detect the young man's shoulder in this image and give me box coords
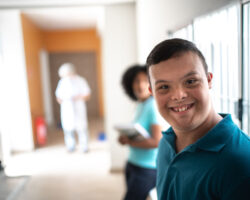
[214,125,250,180]
[224,127,250,160]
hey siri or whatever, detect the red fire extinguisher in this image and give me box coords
[35,117,47,146]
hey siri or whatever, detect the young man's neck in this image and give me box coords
[174,111,222,153]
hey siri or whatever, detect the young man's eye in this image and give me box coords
[158,85,169,90]
[186,79,197,85]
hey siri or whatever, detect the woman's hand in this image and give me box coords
[127,124,162,149]
[118,135,130,145]
[73,94,91,101]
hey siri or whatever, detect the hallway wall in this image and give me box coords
[102,3,137,170]
[21,14,45,147]
[136,0,239,63]
[0,12,104,156]
[0,10,33,156]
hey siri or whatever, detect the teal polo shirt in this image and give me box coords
[157,114,250,200]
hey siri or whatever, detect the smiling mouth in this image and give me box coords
[170,103,194,112]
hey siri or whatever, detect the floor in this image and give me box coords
[0,172,29,200]
[2,118,125,200]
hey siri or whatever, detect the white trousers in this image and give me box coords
[64,129,88,152]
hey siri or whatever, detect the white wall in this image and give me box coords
[136,0,239,63]
[102,3,137,170]
[0,10,34,157]
[0,39,4,163]
[40,49,54,127]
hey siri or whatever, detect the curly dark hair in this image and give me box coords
[121,64,147,101]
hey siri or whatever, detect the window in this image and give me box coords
[242,1,250,135]
[193,5,240,124]
[172,3,250,133]
[172,24,194,41]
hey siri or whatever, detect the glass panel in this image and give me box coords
[172,24,193,41]
[193,5,240,125]
[242,2,250,135]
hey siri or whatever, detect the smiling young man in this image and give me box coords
[146,38,250,200]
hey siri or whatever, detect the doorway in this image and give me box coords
[49,51,100,129]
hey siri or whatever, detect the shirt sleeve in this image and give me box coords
[78,77,91,96]
[148,99,161,125]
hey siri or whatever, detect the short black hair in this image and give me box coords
[121,64,147,101]
[146,38,208,73]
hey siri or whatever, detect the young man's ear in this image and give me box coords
[207,72,213,89]
[148,86,152,94]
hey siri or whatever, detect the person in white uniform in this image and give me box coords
[55,63,91,152]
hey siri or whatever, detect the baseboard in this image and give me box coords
[110,167,124,174]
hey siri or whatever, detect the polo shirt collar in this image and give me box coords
[162,114,235,153]
[195,114,235,152]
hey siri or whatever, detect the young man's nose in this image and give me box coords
[171,87,188,101]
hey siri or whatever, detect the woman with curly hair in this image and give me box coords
[118,64,163,200]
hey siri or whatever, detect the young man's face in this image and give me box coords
[148,52,213,133]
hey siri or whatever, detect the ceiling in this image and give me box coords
[0,0,134,8]
[0,0,135,30]
[22,7,105,30]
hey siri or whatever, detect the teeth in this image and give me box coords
[173,105,190,112]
